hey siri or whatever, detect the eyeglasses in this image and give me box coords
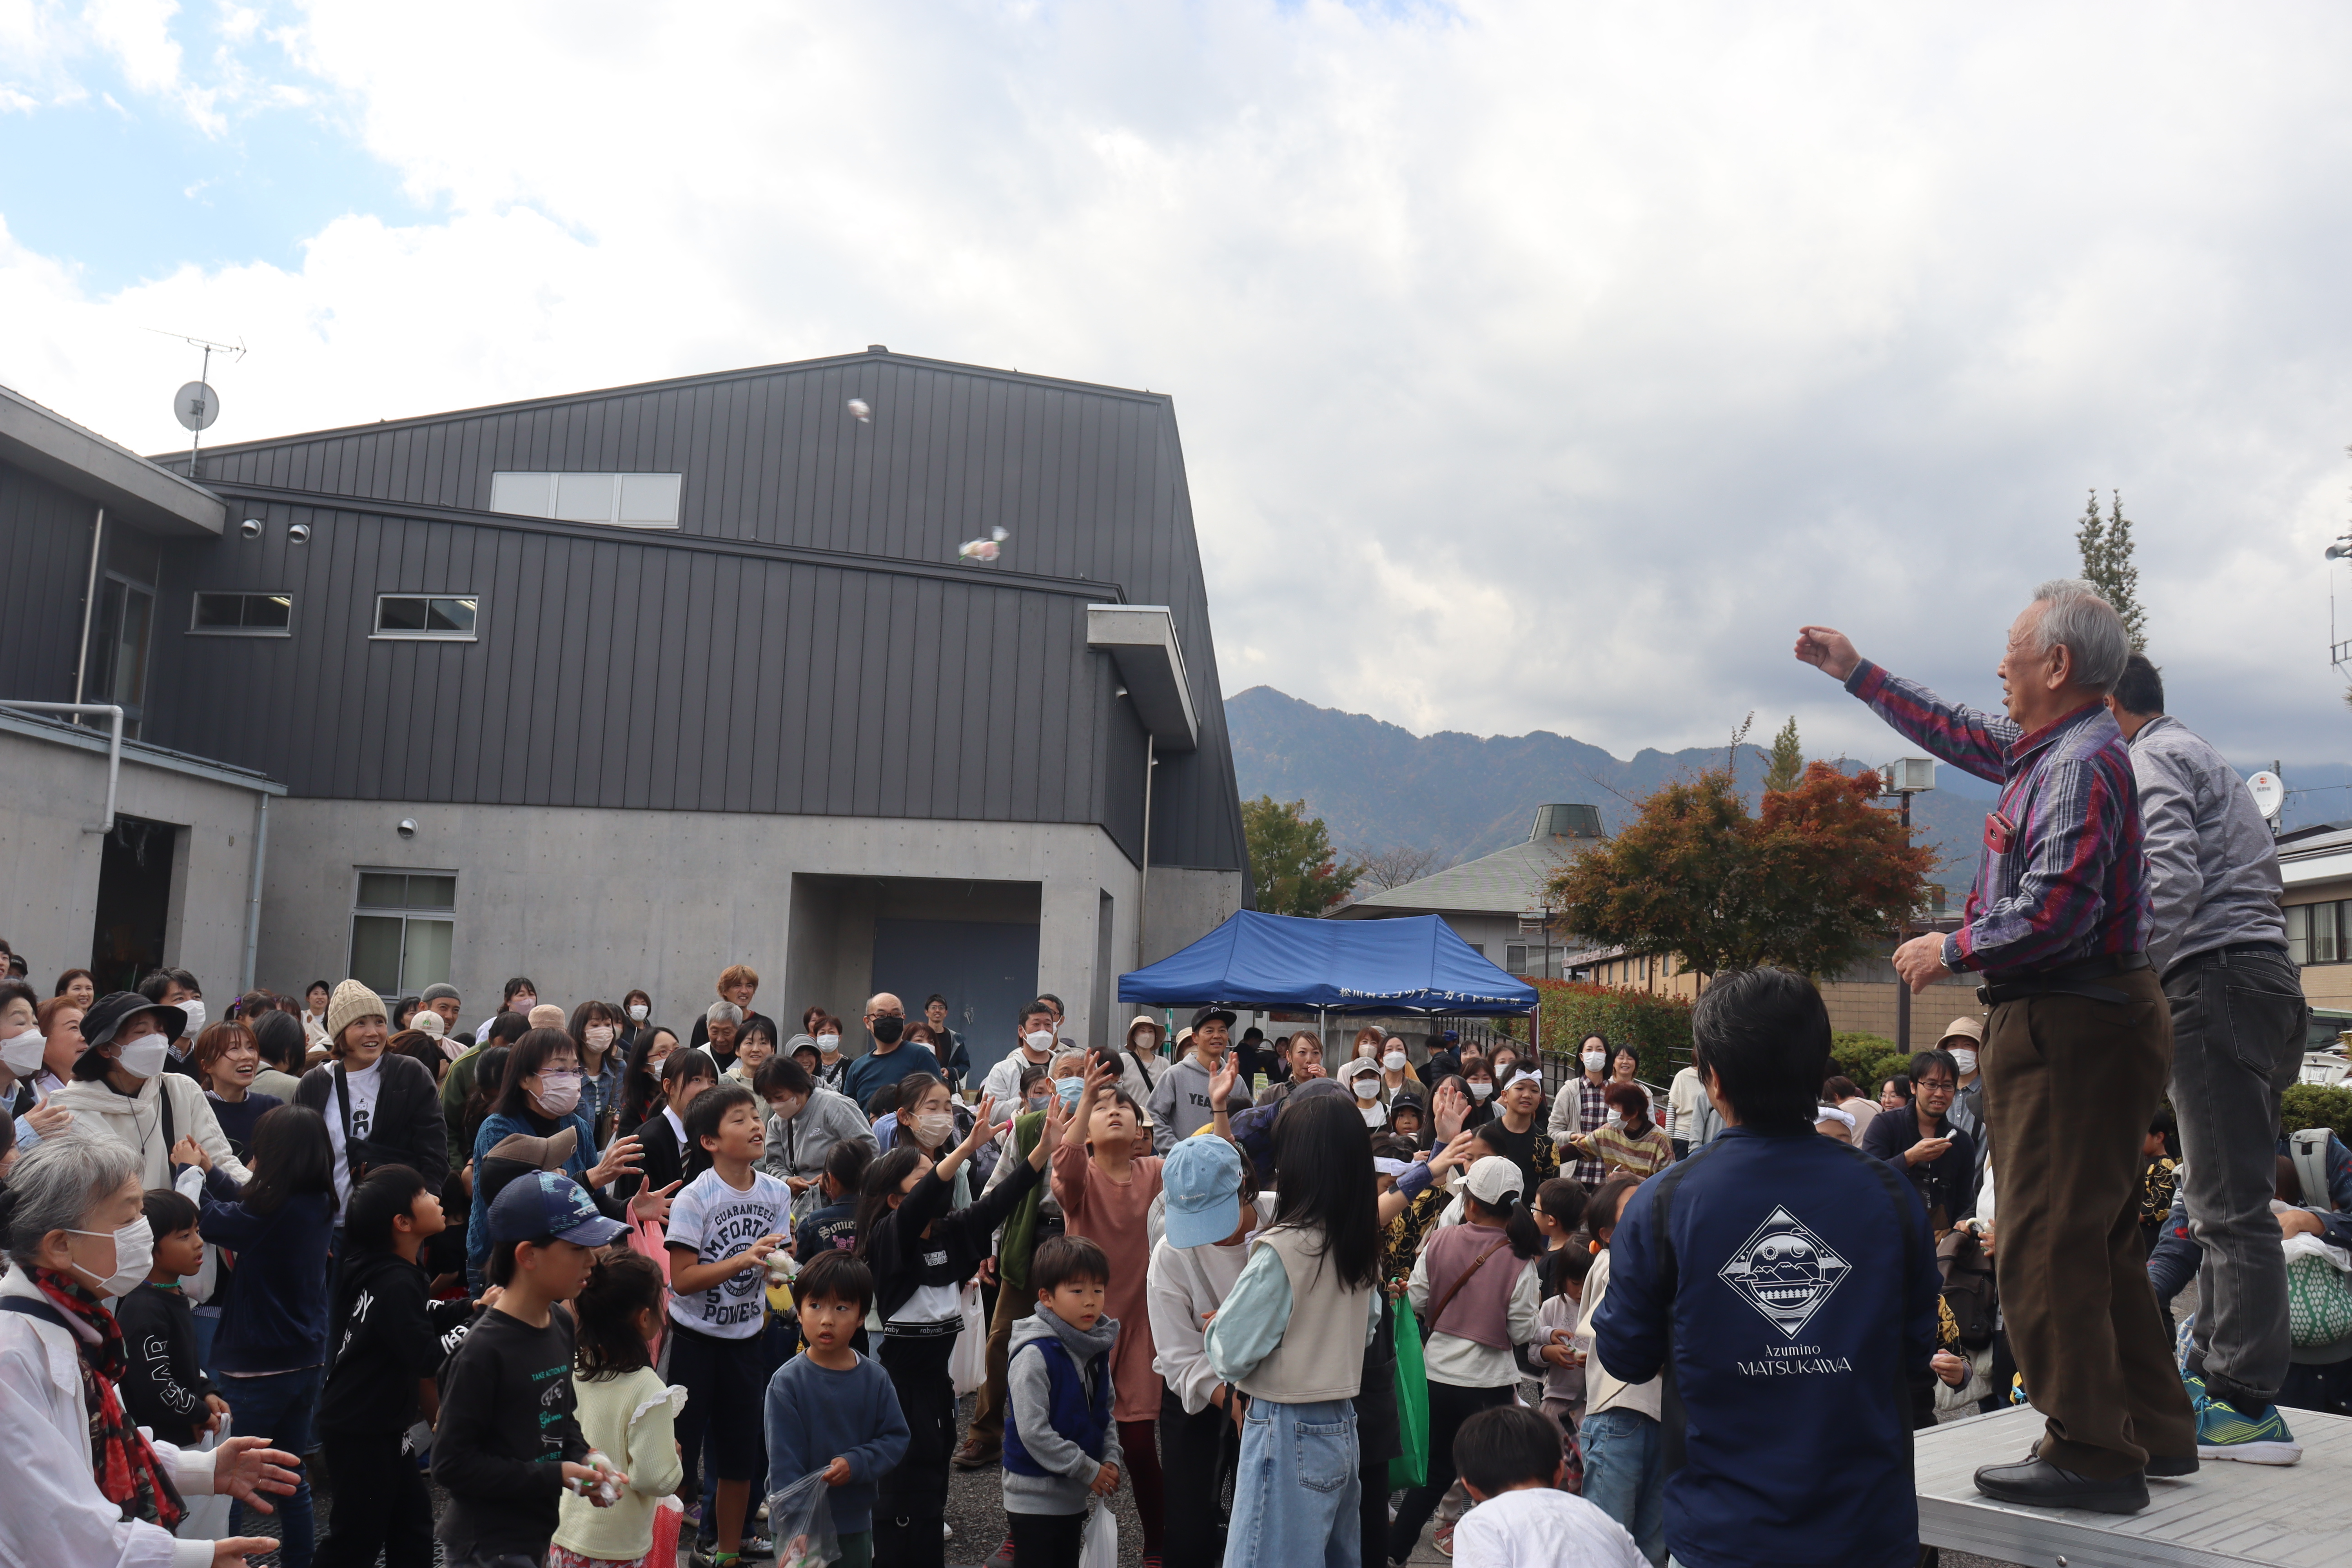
[1915,1079,1957,1095]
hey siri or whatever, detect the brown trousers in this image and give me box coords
[1982,968,2197,1478]
[966,1276,1033,1446]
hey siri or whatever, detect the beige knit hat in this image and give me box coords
[325,978,387,1043]
[528,1004,567,1029]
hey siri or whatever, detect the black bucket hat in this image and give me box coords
[81,990,187,1051]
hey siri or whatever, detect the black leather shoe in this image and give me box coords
[1973,1455,2149,1513]
[2145,1452,2200,1478]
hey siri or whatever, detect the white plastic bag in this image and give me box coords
[949,1281,987,1396]
[173,1415,234,1542]
[1079,1498,1118,1568]
[762,1468,841,1567]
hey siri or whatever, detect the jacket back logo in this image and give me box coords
[1717,1207,1851,1337]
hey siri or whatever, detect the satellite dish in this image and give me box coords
[2247,770,2286,823]
[174,381,220,432]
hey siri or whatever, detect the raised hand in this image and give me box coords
[1208,1052,1239,1111]
[1033,1088,1068,1162]
[586,1134,643,1189]
[962,1095,999,1152]
[1432,1082,1469,1142]
[628,1178,682,1225]
[1793,625,1860,681]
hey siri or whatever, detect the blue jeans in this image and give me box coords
[1579,1406,1664,1567]
[1223,1397,1359,1568]
[221,1366,321,1568]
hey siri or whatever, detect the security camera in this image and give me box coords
[397,818,418,838]
[239,518,263,539]
[288,523,312,544]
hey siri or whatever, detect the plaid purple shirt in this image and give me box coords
[1571,1077,1610,1185]
[1847,661,2147,980]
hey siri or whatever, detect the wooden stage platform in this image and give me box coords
[1916,1405,2352,1567]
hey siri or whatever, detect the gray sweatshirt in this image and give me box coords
[2127,714,2287,976]
[1147,1054,1229,1155]
[759,1085,880,1187]
[1002,1305,1124,1516]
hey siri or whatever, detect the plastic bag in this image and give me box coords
[2284,1232,2352,1349]
[648,1493,684,1566]
[763,1468,842,1568]
[1079,1498,1118,1568]
[173,1415,234,1542]
[1388,1296,1430,1492]
[949,1281,988,1396]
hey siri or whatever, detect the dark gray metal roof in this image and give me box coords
[122,349,1244,873]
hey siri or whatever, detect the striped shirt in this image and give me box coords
[1846,661,2146,980]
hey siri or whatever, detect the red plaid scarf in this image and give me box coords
[31,1269,187,1531]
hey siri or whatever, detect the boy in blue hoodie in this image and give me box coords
[1596,968,1943,1568]
[1002,1234,1124,1568]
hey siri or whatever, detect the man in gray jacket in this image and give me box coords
[1148,1005,1240,1154]
[754,1056,879,1202]
[2110,652,2307,1462]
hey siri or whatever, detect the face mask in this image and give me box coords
[534,1070,583,1116]
[1,1027,44,1076]
[871,1016,904,1045]
[629,1004,649,1022]
[1468,1081,1494,1102]
[1383,1050,1408,1072]
[817,1033,840,1056]
[584,1025,615,1050]
[1949,1049,1978,1076]
[1055,1077,1085,1108]
[1355,1086,1377,1105]
[116,1029,171,1080]
[177,999,206,1038]
[513,996,537,1014]
[1024,1029,1056,1055]
[1027,1089,1051,1109]
[1582,1052,1606,1073]
[69,1216,154,1299]
[914,1111,955,1145]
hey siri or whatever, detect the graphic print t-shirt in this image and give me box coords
[666,1167,793,1338]
[327,1059,384,1207]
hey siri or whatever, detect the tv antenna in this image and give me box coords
[149,329,245,479]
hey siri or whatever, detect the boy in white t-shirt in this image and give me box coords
[666,1080,793,1568]
[1452,1405,1646,1568]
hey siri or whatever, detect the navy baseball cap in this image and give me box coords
[487,1169,629,1248]
[1161,1134,1246,1250]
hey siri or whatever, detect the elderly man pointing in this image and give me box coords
[1797,579,2195,1513]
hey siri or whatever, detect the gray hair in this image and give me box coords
[705,1000,744,1027]
[4,1132,141,1271]
[2027,579,2131,693]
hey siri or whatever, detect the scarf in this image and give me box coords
[31,1269,187,1531]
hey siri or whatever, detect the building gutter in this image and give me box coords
[242,793,269,991]
[72,506,103,703]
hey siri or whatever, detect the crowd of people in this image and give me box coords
[4,575,2352,1568]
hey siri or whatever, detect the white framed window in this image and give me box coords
[349,870,457,995]
[489,471,682,529]
[2288,901,2344,966]
[191,592,293,636]
[373,595,479,640]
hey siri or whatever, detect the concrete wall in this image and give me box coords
[0,723,273,993]
[255,798,1157,1051]
[1140,866,1246,966]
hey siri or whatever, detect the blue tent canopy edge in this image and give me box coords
[1117,909,1539,1015]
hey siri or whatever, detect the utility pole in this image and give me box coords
[1883,759,1937,1052]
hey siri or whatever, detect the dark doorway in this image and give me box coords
[90,815,177,993]
[871,918,1041,1084]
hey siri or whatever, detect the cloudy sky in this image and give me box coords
[6,3,2351,788]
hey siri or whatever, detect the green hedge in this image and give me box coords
[1829,1032,1913,1100]
[2283,1083,2352,1143]
[1534,981,1694,1085]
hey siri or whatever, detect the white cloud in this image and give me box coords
[5,0,2352,767]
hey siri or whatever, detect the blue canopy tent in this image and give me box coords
[1118,909,1539,1016]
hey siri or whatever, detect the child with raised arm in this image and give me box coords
[664,1080,795,1568]
[432,1171,632,1568]
[1002,1234,1124,1568]
[765,1251,911,1568]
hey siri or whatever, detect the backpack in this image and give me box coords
[1935,1228,1998,1350]
[2290,1128,2334,1210]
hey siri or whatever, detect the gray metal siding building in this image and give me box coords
[0,350,1247,1067]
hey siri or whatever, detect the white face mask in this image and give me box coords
[177,999,206,1038]
[1024,1029,1055,1056]
[116,1028,171,1080]
[1949,1049,1979,1076]
[817,1033,840,1056]
[69,1216,154,1299]
[1582,1052,1606,1073]
[534,1070,583,1117]
[629,1004,650,1022]
[915,1111,956,1145]
[512,996,537,1014]
[0,1026,44,1076]
[1383,1050,1408,1072]
[1468,1080,1494,1102]
[584,1025,615,1050]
